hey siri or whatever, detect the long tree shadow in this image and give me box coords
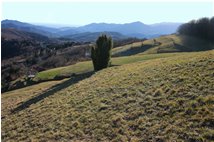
[11,71,94,113]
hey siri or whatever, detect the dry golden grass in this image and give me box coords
[2,79,67,118]
[2,50,214,141]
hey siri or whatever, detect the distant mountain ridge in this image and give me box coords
[1,19,182,39]
[63,31,128,42]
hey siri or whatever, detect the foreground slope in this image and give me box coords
[2,50,214,141]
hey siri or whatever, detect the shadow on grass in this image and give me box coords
[179,35,214,51]
[113,44,154,57]
[12,71,94,113]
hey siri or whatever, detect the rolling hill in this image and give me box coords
[112,34,214,56]
[5,34,214,91]
[2,50,214,141]
[31,33,214,81]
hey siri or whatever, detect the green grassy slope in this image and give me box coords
[34,52,182,81]
[2,50,214,141]
[112,34,214,56]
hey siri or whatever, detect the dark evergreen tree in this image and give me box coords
[91,34,113,71]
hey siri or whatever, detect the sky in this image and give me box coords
[2,1,214,26]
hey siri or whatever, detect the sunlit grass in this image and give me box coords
[35,52,182,81]
[2,50,214,141]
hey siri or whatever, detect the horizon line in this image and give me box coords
[2,18,188,27]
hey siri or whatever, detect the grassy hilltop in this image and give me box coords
[2,50,214,141]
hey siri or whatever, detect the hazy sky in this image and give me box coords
[2,2,214,26]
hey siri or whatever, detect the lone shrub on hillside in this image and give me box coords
[91,34,113,71]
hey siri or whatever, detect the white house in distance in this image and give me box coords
[85,47,91,57]
[27,69,37,78]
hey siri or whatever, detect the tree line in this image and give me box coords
[178,17,214,42]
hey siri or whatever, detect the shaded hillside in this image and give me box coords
[2,50,214,141]
[2,28,49,41]
[1,28,52,59]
